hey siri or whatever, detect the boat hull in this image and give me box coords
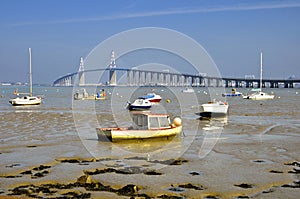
[128,105,151,111]
[198,101,228,118]
[201,104,228,113]
[243,92,275,100]
[96,126,182,142]
[148,98,161,103]
[222,93,241,97]
[196,112,227,118]
[9,97,41,106]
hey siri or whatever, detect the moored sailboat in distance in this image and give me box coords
[243,52,275,100]
[9,48,42,106]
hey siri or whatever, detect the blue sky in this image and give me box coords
[0,0,299,84]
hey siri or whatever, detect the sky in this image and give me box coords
[0,0,299,84]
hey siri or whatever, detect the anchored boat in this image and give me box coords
[222,88,242,97]
[9,48,42,106]
[138,92,162,103]
[96,113,182,142]
[127,98,152,111]
[74,88,106,100]
[196,100,229,117]
[182,87,195,93]
[243,52,275,100]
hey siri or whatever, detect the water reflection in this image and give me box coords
[197,116,227,158]
[106,136,182,154]
[200,116,228,130]
[85,136,184,170]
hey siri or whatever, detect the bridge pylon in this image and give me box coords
[109,50,117,86]
[78,57,85,86]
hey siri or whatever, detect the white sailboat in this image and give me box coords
[243,52,275,100]
[9,48,41,106]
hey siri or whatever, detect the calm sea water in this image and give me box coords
[1,85,299,118]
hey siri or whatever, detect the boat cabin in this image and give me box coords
[131,113,171,130]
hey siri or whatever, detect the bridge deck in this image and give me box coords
[53,68,300,88]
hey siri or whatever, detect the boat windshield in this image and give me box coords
[149,117,159,129]
[159,117,170,128]
[139,93,155,99]
[132,114,148,130]
[149,116,170,129]
[147,93,155,97]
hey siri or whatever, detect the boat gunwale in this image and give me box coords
[96,125,182,141]
[97,125,178,132]
[130,113,170,117]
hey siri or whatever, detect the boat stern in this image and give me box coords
[96,128,113,142]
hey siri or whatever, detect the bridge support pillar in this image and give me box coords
[109,69,117,86]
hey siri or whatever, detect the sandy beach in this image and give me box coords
[1,112,300,198]
[1,87,300,198]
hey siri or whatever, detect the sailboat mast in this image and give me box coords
[260,51,263,91]
[29,48,32,97]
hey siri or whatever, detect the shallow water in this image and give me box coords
[0,85,300,198]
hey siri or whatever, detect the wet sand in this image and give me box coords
[1,110,300,199]
[1,87,300,198]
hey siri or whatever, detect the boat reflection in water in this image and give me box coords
[103,136,182,155]
[197,116,228,158]
[90,136,183,170]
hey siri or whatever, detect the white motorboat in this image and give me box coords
[127,98,152,111]
[96,112,182,142]
[138,92,162,102]
[9,48,42,106]
[196,100,229,117]
[243,52,275,100]
[182,87,194,93]
[222,88,242,97]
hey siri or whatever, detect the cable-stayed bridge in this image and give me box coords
[53,51,300,88]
